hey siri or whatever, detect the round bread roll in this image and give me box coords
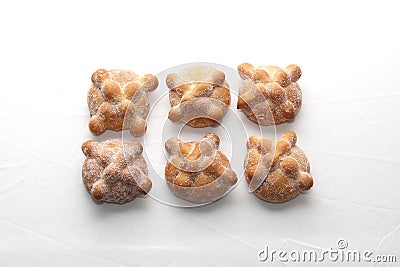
[166,66,231,127]
[245,131,313,202]
[164,133,237,203]
[81,139,152,204]
[237,63,302,125]
[88,69,158,136]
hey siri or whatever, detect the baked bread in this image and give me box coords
[244,131,313,202]
[166,66,231,128]
[88,69,158,136]
[81,139,152,204]
[164,133,237,203]
[237,63,302,125]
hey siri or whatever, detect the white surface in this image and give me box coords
[1,0,400,266]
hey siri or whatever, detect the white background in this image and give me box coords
[1,0,400,266]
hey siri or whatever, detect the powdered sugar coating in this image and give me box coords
[81,139,151,204]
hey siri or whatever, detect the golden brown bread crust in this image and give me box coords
[88,69,158,136]
[164,133,237,203]
[81,139,152,204]
[166,66,231,128]
[237,63,302,125]
[244,131,313,203]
